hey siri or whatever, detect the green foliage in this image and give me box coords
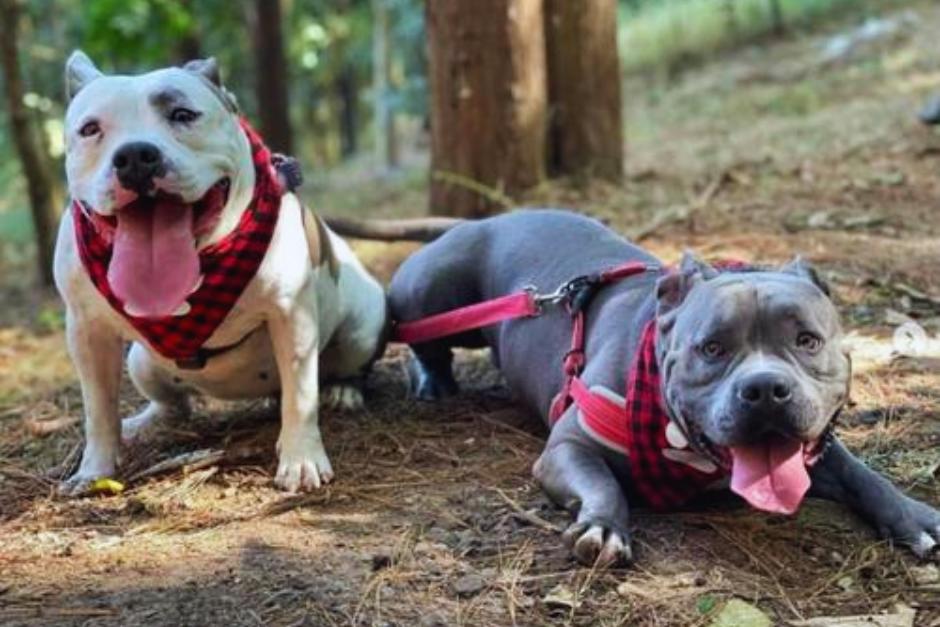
[76,0,199,69]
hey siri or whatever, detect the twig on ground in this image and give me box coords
[629,170,729,241]
[127,448,225,483]
[491,487,561,533]
[24,415,78,436]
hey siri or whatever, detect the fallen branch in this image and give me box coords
[24,415,79,437]
[323,216,463,242]
[491,487,562,533]
[127,448,224,483]
[628,170,729,241]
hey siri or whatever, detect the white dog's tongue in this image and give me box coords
[730,438,810,515]
[108,200,199,318]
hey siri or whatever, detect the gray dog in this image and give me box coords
[388,209,940,566]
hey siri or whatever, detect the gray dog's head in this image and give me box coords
[655,253,850,513]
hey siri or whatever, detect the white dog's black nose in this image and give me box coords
[736,372,793,408]
[113,141,165,192]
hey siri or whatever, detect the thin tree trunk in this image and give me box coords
[176,0,202,62]
[545,0,624,182]
[426,0,547,217]
[372,0,398,170]
[0,0,60,285]
[768,0,785,36]
[252,0,292,153]
[335,67,359,158]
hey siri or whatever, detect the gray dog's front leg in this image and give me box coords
[809,438,940,557]
[534,412,633,566]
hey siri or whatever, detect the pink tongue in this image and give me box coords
[108,200,200,318]
[730,438,810,515]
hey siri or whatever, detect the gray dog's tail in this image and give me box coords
[322,216,463,242]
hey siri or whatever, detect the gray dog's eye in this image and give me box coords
[78,120,100,137]
[796,331,823,353]
[699,339,726,360]
[169,107,201,124]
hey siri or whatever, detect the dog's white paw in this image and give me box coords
[321,383,364,412]
[58,460,117,498]
[562,521,633,567]
[275,433,334,492]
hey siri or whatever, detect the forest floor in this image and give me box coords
[4,3,940,626]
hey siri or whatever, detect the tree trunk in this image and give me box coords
[0,0,60,285]
[335,67,359,158]
[426,0,547,217]
[768,0,785,36]
[252,0,292,153]
[175,0,202,62]
[544,0,624,182]
[372,0,398,170]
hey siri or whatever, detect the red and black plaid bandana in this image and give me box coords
[72,118,283,363]
[622,320,724,511]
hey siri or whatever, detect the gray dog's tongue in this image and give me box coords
[729,439,810,515]
[108,199,200,318]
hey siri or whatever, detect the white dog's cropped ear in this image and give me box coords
[781,256,830,296]
[183,57,221,87]
[656,251,717,317]
[65,50,103,100]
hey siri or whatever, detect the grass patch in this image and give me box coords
[619,0,906,74]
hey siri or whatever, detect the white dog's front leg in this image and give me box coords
[61,309,125,495]
[268,291,332,492]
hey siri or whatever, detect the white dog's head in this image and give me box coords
[64,51,257,318]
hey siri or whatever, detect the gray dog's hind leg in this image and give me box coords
[533,409,633,566]
[407,344,459,401]
[809,438,940,557]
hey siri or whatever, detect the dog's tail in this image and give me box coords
[322,216,463,242]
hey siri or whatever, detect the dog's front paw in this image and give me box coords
[562,518,633,567]
[275,433,334,492]
[321,383,364,412]
[876,495,940,558]
[58,468,116,497]
[58,446,119,497]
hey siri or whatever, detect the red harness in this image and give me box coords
[392,262,726,510]
[72,119,284,368]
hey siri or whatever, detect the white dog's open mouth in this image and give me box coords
[83,178,230,318]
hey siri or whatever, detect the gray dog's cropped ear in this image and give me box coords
[183,57,221,87]
[781,256,830,296]
[655,251,717,317]
[65,50,103,100]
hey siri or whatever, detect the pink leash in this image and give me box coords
[392,261,655,347]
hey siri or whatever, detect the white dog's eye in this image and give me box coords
[78,120,101,137]
[169,107,201,124]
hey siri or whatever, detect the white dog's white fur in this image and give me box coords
[54,51,387,494]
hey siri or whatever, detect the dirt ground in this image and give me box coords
[4,4,940,626]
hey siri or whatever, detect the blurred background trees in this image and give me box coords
[0,0,905,284]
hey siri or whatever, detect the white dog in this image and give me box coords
[53,51,387,494]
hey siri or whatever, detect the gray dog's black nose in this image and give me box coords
[737,372,793,408]
[112,141,164,192]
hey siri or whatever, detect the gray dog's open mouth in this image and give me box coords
[684,420,830,515]
[82,178,230,318]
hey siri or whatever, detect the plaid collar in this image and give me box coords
[621,320,724,510]
[72,118,283,365]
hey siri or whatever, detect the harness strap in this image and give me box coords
[393,291,539,345]
[174,326,260,369]
[568,376,629,443]
[548,261,651,423]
